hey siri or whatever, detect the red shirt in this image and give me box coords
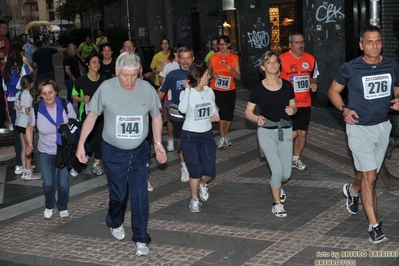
[280,51,318,107]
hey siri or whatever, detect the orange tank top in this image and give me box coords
[209,51,239,92]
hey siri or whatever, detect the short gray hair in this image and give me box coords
[115,51,141,72]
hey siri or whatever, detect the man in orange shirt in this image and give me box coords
[280,33,319,170]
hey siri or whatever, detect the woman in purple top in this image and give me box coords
[26,80,77,219]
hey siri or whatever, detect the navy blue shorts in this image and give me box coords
[170,119,184,139]
[292,107,311,131]
[179,130,216,179]
[15,126,26,134]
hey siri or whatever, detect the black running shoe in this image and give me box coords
[342,183,359,215]
[368,221,389,244]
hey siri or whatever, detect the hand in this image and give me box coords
[226,65,233,71]
[210,114,220,122]
[213,73,219,80]
[26,145,34,155]
[257,115,266,126]
[76,144,89,164]
[84,95,90,103]
[343,109,359,125]
[183,80,190,89]
[391,98,399,111]
[285,106,294,116]
[310,83,318,92]
[154,144,167,164]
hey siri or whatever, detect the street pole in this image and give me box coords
[126,0,131,40]
[369,0,380,27]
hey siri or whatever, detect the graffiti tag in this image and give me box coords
[247,31,269,49]
[316,3,345,23]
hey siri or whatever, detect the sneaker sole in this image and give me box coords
[199,194,209,202]
[272,211,287,218]
[369,236,389,244]
[190,208,201,213]
[342,184,358,215]
[136,250,149,256]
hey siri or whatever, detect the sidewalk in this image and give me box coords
[0,54,398,265]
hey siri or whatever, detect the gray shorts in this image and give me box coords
[346,120,391,173]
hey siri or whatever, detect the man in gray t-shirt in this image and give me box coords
[76,52,167,256]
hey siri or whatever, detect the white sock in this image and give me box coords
[181,162,187,170]
[25,169,32,175]
[293,156,299,161]
[369,223,379,231]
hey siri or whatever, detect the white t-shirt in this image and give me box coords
[15,90,33,128]
[179,86,219,133]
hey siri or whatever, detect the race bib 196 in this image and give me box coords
[116,115,143,139]
[194,101,213,121]
[293,75,309,92]
[215,76,231,89]
[362,74,392,100]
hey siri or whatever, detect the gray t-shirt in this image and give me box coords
[89,77,161,150]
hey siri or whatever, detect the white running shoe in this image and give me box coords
[272,203,287,217]
[167,138,175,151]
[136,242,150,256]
[292,159,307,170]
[59,210,69,218]
[44,208,53,219]
[217,137,225,149]
[199,184,209,201]
[110,225,125,240]
[189,199,202,212]
[181,168,190,182]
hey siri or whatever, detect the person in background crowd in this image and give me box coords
[77,35,98,65]
[158,47,195,183]
[99,43,116,79]
[121,40,152,79]
[150,38,170,87]
[95,29,108,46]
[76,52,167,257]
[32,42,67,88]
[159,43,182,152]
[2,43,31,175]
[0,19,10,133]
[72,52,106,176]
[14,75,41,180]
[26,80,77,219]
[204,37,219,63]
[279,32,319,171]
[208,35,241,148]
[21,34,35,65]
[178,62,219,212]
[63,43,82,104]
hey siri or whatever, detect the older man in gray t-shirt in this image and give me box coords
[76,52,167,257]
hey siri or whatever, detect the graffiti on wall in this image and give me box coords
[316,3,345,23]
[247,31,269,49]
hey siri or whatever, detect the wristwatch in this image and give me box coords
[154,141,162,146]
[338,105,347,114]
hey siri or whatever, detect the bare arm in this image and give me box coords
[64,66,76,80]
[152,113,167,164]
[327,80,359,124]
[390,86,399,111]
[25,123,34,155]
[157,90,165,101]
[226,61,241,80]
[245,101,266,126]
[76,112,98,163]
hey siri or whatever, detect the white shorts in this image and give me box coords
[346,120,391,173]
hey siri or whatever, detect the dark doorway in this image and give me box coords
[191,12,201,59]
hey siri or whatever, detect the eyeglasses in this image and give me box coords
[291,41,305,46]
